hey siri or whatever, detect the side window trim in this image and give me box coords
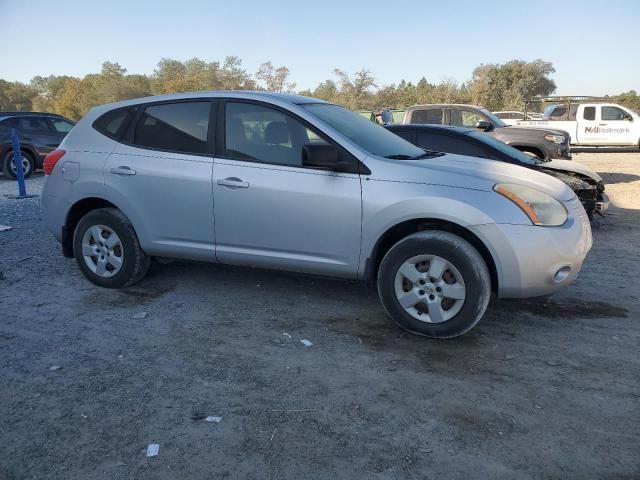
[120,99,215,157]
[216,98,361,174]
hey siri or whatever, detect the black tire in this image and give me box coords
[73,208,150,288]
[377,230,491,339]
[2,150,35,179]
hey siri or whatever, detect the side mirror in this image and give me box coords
[475,120,493,131]
[624,113,633,122]
[303,144,344,171]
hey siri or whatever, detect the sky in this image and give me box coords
[1,0,639,96]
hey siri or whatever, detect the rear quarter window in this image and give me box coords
[93,107,137,140]
[410,109,444,125]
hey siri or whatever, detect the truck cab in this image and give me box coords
[518,99,640,147]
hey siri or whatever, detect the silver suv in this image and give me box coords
[41,92,592,338]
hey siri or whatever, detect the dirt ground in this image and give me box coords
[1,151,639,480]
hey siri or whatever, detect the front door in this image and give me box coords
[212,100,362,278]
[104,100,215,261]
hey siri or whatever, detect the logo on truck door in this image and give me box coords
[585,126,630,134]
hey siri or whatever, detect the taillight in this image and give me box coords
[43,150,65,175]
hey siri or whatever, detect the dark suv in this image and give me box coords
[402,104,572,161]
[0,112,75,178]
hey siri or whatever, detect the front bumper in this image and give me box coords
[469,197,592,298]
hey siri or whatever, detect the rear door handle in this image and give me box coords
[217,177,249,188]
[110,166,136,176]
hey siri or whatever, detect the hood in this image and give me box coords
[372,153,576,201]
[541,159,603,183]
[499,125,570,136]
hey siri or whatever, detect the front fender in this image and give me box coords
[359,181,529,274]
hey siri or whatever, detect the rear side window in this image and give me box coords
[133,102,210,154]
[411,109,444,125]
[416,132,489,158]
[19,117,51,134]
[583,107,596,121]
[94,107,137,140]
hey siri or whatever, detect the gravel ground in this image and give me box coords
[1,152,639,480]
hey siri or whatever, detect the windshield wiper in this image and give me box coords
[384,150,443,160]
[384,154,416,159]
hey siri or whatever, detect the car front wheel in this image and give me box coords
[377,230,491,338]
[73,208,150,288]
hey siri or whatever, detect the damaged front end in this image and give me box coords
[539,169,609,218]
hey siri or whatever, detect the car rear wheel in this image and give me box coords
[377,231,491,338]
[2,150,35,179]
[73,208,150,288]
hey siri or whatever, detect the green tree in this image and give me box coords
[256,61,295,92]
[333,68,376,109]
[0,80,37,111]
[470,59,556,110]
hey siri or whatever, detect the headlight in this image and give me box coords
[544,134,566,144]
[494,183,568,226]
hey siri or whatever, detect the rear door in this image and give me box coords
[15,116,60,157]
[212,99,362,278]
[104,100,216,260]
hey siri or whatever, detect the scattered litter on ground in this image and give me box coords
[270,428,277,441]
[300,339,313,347]
[0,225,12,232]
[547,360,561,366]
[282,333,291,339]
[17,256,33,262]
[505,354,514,360]
[80,414,87,419]
[118,354,124,360]
[116,461,126,467]
[535,405,542,409]
[132,312,147,319]
[48,365,62,371]
[205,416,223,423]
[146,444,160,457]
[190,409,206,420]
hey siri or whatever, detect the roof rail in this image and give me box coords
[524,96,622,104]
[0,111,68,117]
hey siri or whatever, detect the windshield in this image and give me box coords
[301,103,427,159]
[467,131,547,164]
[477,108,507,128]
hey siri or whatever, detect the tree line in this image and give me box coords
[1,56,638,121]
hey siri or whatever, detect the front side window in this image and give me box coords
[18,117,51,135]
[133,102,210,154]
[450,109,485,128]
[601,106,627,121]
[50,118,75,133]
[225,102,329,167]
[411,108,444,125]
[583,107,596,121]
[302,103,425,159]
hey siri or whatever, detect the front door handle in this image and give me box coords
[217,177,249,188]
[110,166,136,176]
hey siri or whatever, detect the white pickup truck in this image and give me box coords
[516,103,640,147]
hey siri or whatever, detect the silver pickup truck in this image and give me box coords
[403,104,572,160]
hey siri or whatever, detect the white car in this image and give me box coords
[516,103,640,147]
